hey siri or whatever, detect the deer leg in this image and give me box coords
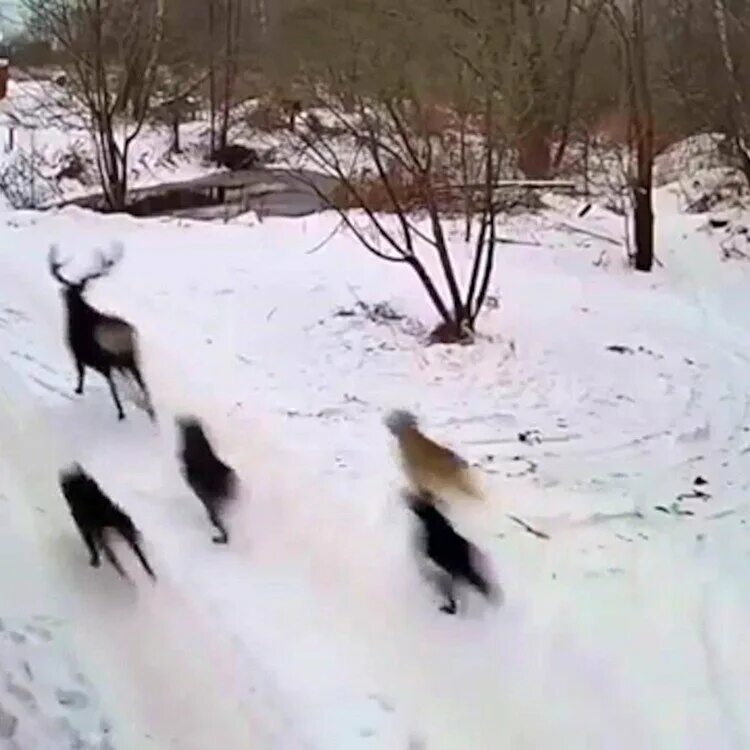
[74,359,86,394]
[128,362,155,420]
[105,373,126,420]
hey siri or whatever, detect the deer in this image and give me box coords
[48,242,155,421]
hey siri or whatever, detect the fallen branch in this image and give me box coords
[554,220,623,246]
[494,237,543,247]
[707,508,736,520]
[576,510,644,526]
[436,180,577,192]
[507,514,550,540]
[305,216,347,255]
[466,432,582,447]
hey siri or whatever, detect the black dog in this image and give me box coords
[406,490,497,614]
[59,464,156,581]
[176,416,237,544]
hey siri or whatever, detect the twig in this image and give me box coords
[467,437,525,446]
[494,237,543,247]
[707,509,736,520]
[507,514,550,540]
[593,249,608,267]
[467,433,581,446]
[305,216,347,255]
[435,180,576,191]
[554,220,623,246]
[576,510,644,526]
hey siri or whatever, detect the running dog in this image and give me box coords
[59,464,156,581]
[176,416,238,544]
[406,489,497,614]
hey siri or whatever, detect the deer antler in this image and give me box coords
[79,241,126,285]
[48,244,72,286]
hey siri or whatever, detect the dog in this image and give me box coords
[59,464,156,581]
[385,409,482,500]
[405,489,497,614]
[176,416,238,544]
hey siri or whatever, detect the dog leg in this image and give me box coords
[465,550,503,606]
[81,529,100,567]
[436,572,458,615]
[127,537,157,581]
[207,509,229,544]
[100,540,129,580]
[74,359,86,395]
[463,565,491,599]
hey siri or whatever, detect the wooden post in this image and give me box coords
[0,59,9,101]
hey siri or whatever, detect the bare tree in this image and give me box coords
[195,0,258,156]
[549,0,608,171]
[296,104,510,342]
[608,0,654,272]
[150,0,209,154]
[277,0,524,341]
[450,0,607,180]
[218,0,242,152]
[23,0,165,209]
[712,0,750,187]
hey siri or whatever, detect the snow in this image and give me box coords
[0,150,750,747]
[0,79,364,211]
[0,79,439,213]
[0,79,227,209]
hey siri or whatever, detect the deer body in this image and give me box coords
[49,243,155,421]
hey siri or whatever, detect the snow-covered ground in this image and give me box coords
[0,78,220,209]
[1,165,750,747]
[0,78,353,211]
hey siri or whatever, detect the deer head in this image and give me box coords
[48,241,125,295]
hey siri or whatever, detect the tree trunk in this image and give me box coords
[219,0,239,152]
[631,0,654,273]
[632,182,653,272]
[713,0,750,188]
[208,0,217,156]
[172,111,181,153]
[736,142,750,188]
[518,121,552,179]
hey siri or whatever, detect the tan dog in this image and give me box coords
[385,410,482,500]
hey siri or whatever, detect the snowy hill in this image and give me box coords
[0,177,749,747]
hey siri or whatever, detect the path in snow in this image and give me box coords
[0,276,286,748]
[0,206,748,748]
